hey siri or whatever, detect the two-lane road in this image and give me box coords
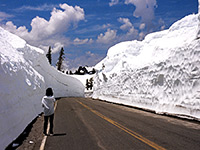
[44,98,200,150]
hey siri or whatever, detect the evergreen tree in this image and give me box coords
[46,46,52,65]
[91,68,96,74]
[56,47,65,71]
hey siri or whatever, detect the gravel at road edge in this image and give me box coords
[6,114,44,150]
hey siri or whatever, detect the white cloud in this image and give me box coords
[139,32,145,40]
[139,23,145,30]
[125,0,157,29]
[126,26,138,37]
[97,29,117,44]
[0,12,13,21]
[4,21,28,37]
[62,60,69,70]
[15,4,58,12]
[118,17,138,39]
[88,39,93,44]
[39,42,64,54]
[29,4,84,39]
[86,51,95,57]
[102,23,112,29]
[2,3,85,49]
[74,38,88,45]
[52,42,64,53]
[160,25,165,30]
[73,38,93,45]
[118,17,133,30]
[109,0,119,6]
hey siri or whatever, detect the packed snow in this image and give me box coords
[93,14,200,120]
[0,27,84,149]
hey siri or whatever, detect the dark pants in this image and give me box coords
[44,114,54,134]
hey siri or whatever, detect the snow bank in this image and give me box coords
[0,27,84,149]
[197,0,200,38]
[93,14,200,120]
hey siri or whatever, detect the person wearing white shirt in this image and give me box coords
[42,88,56,136]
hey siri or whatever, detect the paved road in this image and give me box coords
[44,97,200,150]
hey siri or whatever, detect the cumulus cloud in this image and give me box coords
[2,3,85,48]
[139,23,145,30]
[97,29,117,44]
[52,42,64,53]
[29,3,84,40]
[139,32,145,40]
[73,38,93,45]
[125,0,157,30]
[109,0,119,6]
[118,17,138,39]
[102,23,112,29]
[118,17,133,30]
[4,21,28,37]
[126,26,138,37]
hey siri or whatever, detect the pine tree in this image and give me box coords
[46,46,52,65]
[56,47,65,71]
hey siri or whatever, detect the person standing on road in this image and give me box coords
[42,88,56,136]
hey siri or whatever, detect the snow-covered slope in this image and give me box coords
[93,14,200,120]
[0,27,84,149]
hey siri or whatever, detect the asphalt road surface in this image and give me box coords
[44,97,200,150]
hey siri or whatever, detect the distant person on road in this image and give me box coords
[42,88,56,136]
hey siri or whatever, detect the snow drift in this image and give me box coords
[0,27,84,149]
[93,14,200,120]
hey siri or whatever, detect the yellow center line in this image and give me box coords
[77,100,166,150]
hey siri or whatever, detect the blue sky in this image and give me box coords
[0,0,198,70]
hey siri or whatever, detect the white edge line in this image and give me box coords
[39,101,58,150]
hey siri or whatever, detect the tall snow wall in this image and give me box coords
[93,14,200,120]
[197,0,200,38]
[0,27,84,149]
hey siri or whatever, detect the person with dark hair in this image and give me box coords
[42,88,56,136]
